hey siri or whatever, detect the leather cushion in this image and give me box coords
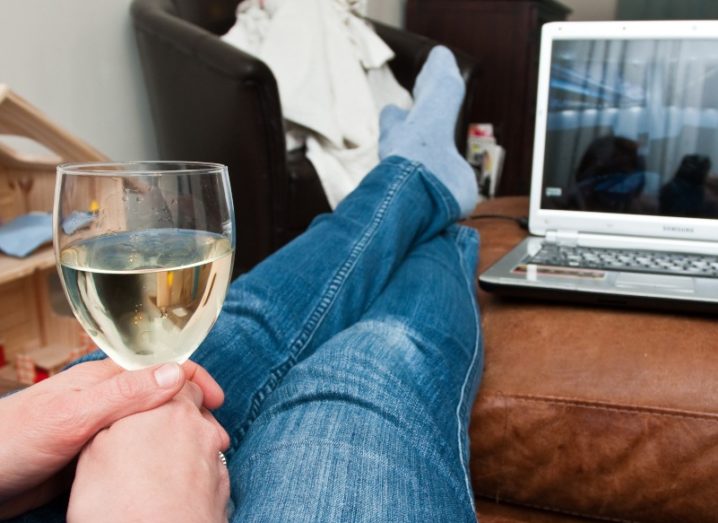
[466,197,718,523]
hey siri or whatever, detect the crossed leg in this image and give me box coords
[228,225,482,522]
[193,46,480,454]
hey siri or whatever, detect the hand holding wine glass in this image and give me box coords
[0,358,226,519]
[0,161,238,519]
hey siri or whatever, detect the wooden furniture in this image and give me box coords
[0,85,107,384]
[0,377,21,395]
[406,0,570,196]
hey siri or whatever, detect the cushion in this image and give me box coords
[466,197,718,522]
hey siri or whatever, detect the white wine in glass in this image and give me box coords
[54,162,235,370]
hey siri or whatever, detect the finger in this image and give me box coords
[77,363,186,435]
[181,361,225,410]
[177,381,204,409]
[58,358,124,386]
[201,408,230,451]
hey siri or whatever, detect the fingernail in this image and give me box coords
[154,363,181,388]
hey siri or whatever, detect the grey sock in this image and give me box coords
[379,46,478,217]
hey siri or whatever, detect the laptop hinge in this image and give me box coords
[546,229,579,246]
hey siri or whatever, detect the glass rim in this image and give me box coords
[57,161,227,176]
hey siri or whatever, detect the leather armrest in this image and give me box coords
[130,0,280,109]
[131,0,289,277]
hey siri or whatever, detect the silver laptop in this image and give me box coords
[479,20,718,312]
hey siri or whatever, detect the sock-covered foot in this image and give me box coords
[379,46,478,217]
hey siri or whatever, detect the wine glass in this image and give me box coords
[53,161,235,370]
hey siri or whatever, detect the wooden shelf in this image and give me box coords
[0,245,55,286]
[0,85,106,369]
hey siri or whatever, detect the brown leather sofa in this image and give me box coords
[466,196,718,522]
[129,0,479,279]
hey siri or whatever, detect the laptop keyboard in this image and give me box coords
[527,244,718,278]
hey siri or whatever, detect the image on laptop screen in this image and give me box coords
[540,38,718,220]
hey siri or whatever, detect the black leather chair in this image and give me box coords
[130,0,480,278]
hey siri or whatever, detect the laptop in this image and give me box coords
[479,20,718,312]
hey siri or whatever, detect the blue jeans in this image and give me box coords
[13,156,483,522]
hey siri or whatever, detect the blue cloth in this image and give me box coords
[0,213,52,258]
[61,211,95,235]
[12,156,483,522]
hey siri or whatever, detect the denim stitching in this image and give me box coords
[288,161,416,357]
[453,226,482,513]
[236,160,418,438]
[418,164,460,221]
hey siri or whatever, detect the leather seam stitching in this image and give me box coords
[475,494,638,523]
[485,393,718,422]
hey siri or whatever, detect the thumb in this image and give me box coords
[79,363,186,435]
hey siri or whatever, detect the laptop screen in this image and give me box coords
[540,38,718,220]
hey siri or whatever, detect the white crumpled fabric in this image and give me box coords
[222,0,413,208]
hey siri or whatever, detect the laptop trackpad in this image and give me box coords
[615,272,695,292]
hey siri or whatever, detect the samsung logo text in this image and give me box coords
[663,225,694,234]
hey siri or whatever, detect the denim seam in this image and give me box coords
[236,160,418,438]
[417,163,460,221]
[288,160,417,358]
[453,226,482,513]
